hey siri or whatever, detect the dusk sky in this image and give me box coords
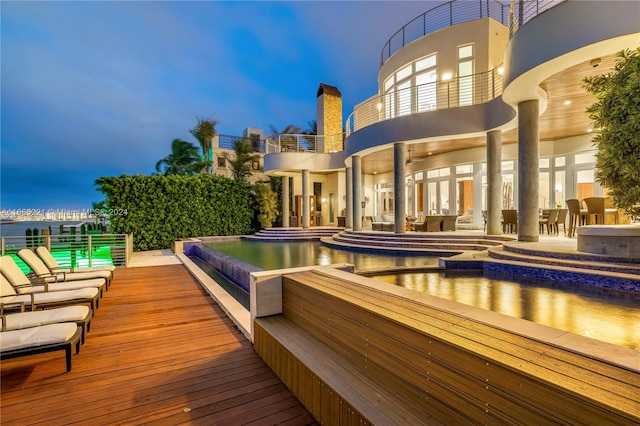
[1,1,440,211]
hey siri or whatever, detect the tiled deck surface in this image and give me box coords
[0,263,317,426]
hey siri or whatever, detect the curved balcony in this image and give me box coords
[380,0,509,67]
[346,68,503,137]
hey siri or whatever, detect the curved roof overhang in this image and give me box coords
[343,97,516,167]
[263,151,348,176]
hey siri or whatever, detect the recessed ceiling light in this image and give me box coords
[587,128,593,133]
[564,100,572,105]
[428,152,433,155]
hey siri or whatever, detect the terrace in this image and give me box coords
[0,261,316,425]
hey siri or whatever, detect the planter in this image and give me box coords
[577,225,640,259]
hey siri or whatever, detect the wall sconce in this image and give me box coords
[361,201,366,208]
[441,72,452,81]
[321,197,327,203]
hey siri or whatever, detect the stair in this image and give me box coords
[244,227,343,241]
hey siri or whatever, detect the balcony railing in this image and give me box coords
[346,68,503,136]
[265,133,345,154]
[380,0,510,67]
[508,0,564,38]
[218,133,265,153]
[2,233,133,269]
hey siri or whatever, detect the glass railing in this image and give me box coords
[346,68,503,136]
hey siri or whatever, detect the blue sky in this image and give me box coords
[1,1,437,210]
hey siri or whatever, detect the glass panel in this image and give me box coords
[329,193,335,222]
[576,169,595,200]
[458,44,473,59]
[456,164,472,174]
[539,172,550,209]
[415,54,436,72]
[384,76,394,92]
[397,81,411,116]
[396,64,412,82]
[555,156,565,167]
[502,160,514,170]
[502,174,514,209]
[554,171,565,208]
[385,89,395,120]
[456,178,473,216]
[458,60,473,106]
[416,70,437,112]
[415,172,423,181]
[575,152,596,164]
[440,180,450,215]
[428,181,437,214]
[539,158,550,169]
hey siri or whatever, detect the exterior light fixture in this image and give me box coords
[587,128,593,133]
[442,72,452,81]
[497,66,504,75]
[376,102,383,110]
[564,100,572,105]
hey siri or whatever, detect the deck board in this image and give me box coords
[1,264,317,425]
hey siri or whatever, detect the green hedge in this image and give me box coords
[96,174,254,251]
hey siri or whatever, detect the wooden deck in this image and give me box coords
[1,264,317,425]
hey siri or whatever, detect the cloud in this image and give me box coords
[1,1,440,209]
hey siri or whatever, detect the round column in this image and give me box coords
[302,169,310,229]
[394,143,406,234]
[518,100,540,242]
[352,156,362,231]
[487,130,502,235]
[282,176,290,228]
[345,167,353,229]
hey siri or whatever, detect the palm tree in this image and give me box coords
[229,137,261,180]
[190,117,218,173]
[155,138,202,176]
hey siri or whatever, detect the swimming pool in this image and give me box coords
[202,240,640,348]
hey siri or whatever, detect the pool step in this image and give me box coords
[245,227,342,241]
[321,230,512,254]
[488,244,640,276]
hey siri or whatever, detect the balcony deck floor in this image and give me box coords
[1,264,317,426]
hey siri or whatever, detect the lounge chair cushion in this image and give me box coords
[17,250,111,282]
[36,247,116,274]
[3,306,90,331]
[0,323,78,352]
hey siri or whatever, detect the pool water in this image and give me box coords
[205,240,439,271]
[205,240,640,348]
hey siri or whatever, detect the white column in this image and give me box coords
[394,143,406,234]
[345,167,353,229]
[518,99,540,242]
[282,176,290,228]
[352,156,362,231]
[487,130,502,235]
[302,170,310,229]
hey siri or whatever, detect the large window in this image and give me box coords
[383,54,437,118]
[458,44,474,106]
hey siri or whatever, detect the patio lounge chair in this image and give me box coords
[2,255,106,299]
[0,322,82,372]
[2,305,92,344]
[0,273,99,312]
[36,246,115,276]
[17,249,111,291]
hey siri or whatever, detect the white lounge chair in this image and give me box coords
[0,322,82,372]
[1,255,106,299]
[36,246,115,279]
[17,249,112,289]
[1,305,92,344]
[0,273,99,312]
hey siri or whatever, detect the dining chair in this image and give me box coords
[583,197,606,224]
[501,209,518,234]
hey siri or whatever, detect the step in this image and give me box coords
[488,246,640,276]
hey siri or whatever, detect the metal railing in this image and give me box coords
[508,0,564,38]
[218,133,266,153]
[265,133,345,154]
[1,233,133,268]
[346,68,503,136]
[380,0,510,67]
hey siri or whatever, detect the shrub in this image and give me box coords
[96,174,254,250]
